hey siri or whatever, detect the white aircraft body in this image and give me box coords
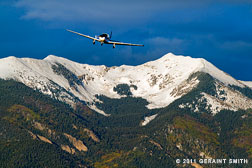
[66,29,144,48]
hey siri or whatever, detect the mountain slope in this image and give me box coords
[0,79,92,167]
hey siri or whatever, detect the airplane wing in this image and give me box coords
[66,29,99,41]
[107,40,144,47]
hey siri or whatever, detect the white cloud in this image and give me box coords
[220,40,252,50]
[13,0,221,24]
[14,0,167,24]
[13,0,252,24]
[146,37,184,46]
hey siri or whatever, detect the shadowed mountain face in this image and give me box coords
[0,53,252,168]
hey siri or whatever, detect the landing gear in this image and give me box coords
[113,43,116,48]
[93,40,95,45]
[101,42,103,46]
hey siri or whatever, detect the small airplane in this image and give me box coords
[66,29,144,48]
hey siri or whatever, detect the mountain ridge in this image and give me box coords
[0,53,251,116]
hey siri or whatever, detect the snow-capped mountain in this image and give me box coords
[0,53,251,116]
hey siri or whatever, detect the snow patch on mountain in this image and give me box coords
[179,81,252,115]
[200,59,244,87]
[141,114,158,126]
[214,83,252,110]
[0,56,82,106]
[200,93,236,115]
[239,81,252,88]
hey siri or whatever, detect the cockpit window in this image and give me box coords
[100,34,109,38]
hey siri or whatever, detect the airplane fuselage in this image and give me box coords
[98,37,106,45]
[98,33,110,44]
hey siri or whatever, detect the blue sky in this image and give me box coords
[0,0,252,80]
